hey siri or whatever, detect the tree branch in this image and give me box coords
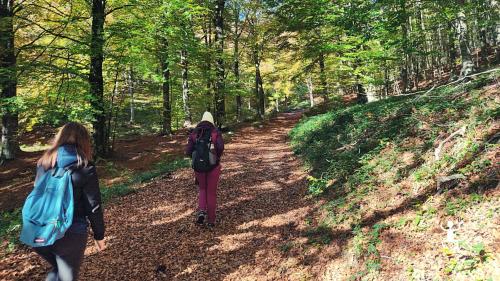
[106,4,134,16]
[16,15,87,45]
[434,126,466,161]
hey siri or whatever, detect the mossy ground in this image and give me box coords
[290,71,499,280]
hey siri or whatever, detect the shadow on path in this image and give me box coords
[2,112,316,281]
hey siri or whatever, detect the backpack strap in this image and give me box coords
[51,167,65,177]
[51,164,77,177]
[195,127,213,142]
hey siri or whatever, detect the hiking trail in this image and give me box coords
[1,112,320,280]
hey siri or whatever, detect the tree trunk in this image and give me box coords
[365,84,378,103]
[214,0,225,126]
[447,21,458,79]
[384,61,390,98]
[127,68,134,124]
[107,68,120,151]
[478,1,491,67]
[400,0,410,93]
[456,4,474,78]
[356,83,368,104]
[253,48,265,119]
[181,49,192,127]
[318,52,328,102]
[233,4,242,122]
[306,76,314,108]
[89,0,108,157]
[160,38,171,135]
[479,28,489,67]
[0,0,18,161]
[203,18,213,112]
[416,0,431,80]
[489,0,499,62]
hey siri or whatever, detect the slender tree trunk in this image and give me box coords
[447,21,458,79]
[180,49,192,127]
[203,19,213,112]
[160,39,171,135]
[416,1,430,80]
[356,83,367,104]
[489,0,499,62]
[479,28,489,67]
[89,0,108,157]
[253,48,265,119]
[353,59,367,103]
[214,0,225,126]
[436,26,444,78]
[0,0,18,161]
[384,61,390,98]
[400,0,410,93]
[233,4,242,122]
[127,68,134,124]
[107,67,120,151]
[478,1,490,67]
[306,76,314,108]
[456,3,474,77]
[318,52,328,102]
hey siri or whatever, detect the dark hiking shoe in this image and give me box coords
[196,211,207,225]
[155,264,167,277]
[207,223,215,228]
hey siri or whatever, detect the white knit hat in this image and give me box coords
[201,111,214,125]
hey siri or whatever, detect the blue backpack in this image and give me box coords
[20,167,74,247]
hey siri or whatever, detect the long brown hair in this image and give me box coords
[38,122,93,170]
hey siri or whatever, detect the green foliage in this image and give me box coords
[291,72,498,278]
[306,176,330,196]
[290,74,498,197]
[103,157,190,202]
[350,223,388,280]
[412,205,437,230]
[0,209,22,253]
[304,223,333,245]
[442,242,490,274]
[100,183,136,203]
[133,158,190,183]
[444,193,483,217]
[278,241,295,253]
[6,0,498,150]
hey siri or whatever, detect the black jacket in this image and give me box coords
[35,164,105,240]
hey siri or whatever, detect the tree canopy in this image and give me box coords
[1,0,498,158]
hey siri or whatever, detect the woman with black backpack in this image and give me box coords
[186,112,224,228]
[25,122,106,281]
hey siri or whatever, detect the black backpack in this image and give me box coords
[191,128,217,172]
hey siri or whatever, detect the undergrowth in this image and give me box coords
[290,74,497,196]
[290,70,499,279]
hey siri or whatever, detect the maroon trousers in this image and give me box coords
[195,164,221,224]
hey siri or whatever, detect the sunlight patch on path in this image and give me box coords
[238,206,310,230]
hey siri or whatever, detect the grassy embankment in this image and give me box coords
[289,71,499,280]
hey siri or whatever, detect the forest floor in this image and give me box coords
[0,112,329,280]
[1,74,498,280]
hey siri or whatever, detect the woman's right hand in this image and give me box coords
[94,239,106,252]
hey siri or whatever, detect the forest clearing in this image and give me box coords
[1,0,499,280]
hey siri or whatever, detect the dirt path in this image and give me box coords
[1,112,319,280]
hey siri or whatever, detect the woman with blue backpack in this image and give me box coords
[186,112,224,228]
[20,122,106,281]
